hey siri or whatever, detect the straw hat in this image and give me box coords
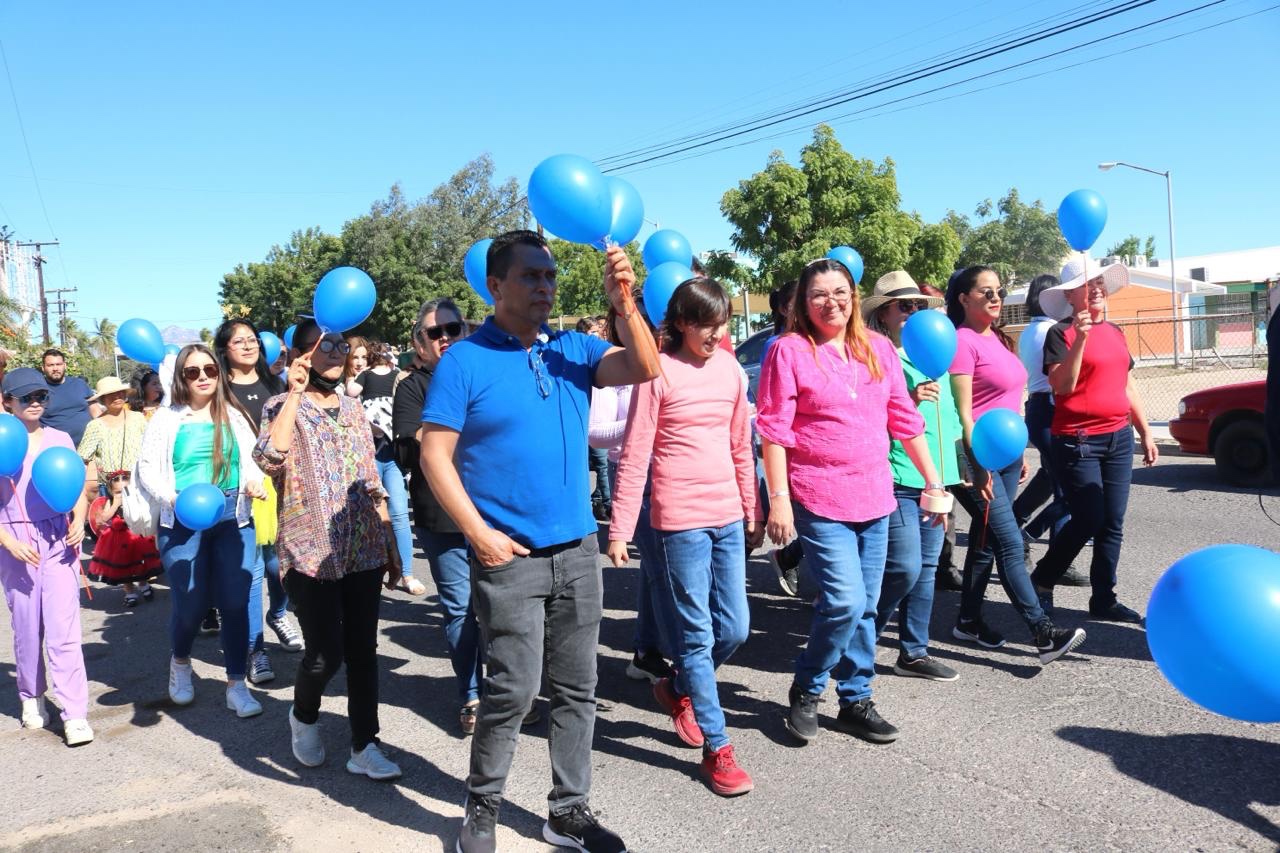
[89,375,130,401]
[861,270,943,321]
[1039,258,1130,321]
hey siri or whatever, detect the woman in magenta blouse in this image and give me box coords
[757,258,948,747]
[944,266,1085,665]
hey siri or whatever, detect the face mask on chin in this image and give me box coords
[308,368,341,393]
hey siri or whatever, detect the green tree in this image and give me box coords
[1106,234,1157,261]
[219,227,345,333]
[905,220,962,288]
[547,239,645,320]
[948,189,1070,284]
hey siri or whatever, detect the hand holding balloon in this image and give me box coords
[602,247,637,313]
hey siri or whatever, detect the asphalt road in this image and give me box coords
[1,449,1278,852]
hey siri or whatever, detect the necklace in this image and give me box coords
[821,342,860,401]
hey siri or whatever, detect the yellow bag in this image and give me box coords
[253,477,279,546]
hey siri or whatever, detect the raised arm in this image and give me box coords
[593,246,661,388]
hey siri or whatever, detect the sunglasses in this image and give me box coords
[108,471,131,483]
[182,364,221,382]
[970,287,1008,303]
[14,390,49,406]
[893,299,929,313]
[423,321,463,341]
[317,339,352,356]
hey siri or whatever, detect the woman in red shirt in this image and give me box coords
[1030,261,1158,623]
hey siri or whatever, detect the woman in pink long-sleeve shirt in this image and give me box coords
[608,278,763,798]
[757,258,948,748]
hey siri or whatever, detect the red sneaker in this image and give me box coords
[652,677,704,747]
[701,744,754,796]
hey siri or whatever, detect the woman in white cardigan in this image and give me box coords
[136,344,267,717]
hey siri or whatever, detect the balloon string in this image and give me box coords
[935,397,945,486]
[3,474,91,600]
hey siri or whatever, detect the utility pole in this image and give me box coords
[16,240,59,345]
[48,287,77,348]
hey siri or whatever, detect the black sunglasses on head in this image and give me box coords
[422,321,463,341]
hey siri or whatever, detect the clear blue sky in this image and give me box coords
[1,1,1276,335]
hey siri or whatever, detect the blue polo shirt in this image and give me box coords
[422,316,611,549]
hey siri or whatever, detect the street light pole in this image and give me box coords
[1098,161,1181,368]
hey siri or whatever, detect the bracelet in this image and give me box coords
[920,490,954,514]
[769,489,790,498]
[924,482,945,492]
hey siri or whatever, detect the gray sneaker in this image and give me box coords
[289,705,325,767]
[456,794,500,853]
[893,654,959,682]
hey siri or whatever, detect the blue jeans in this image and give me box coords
[1032,427,1134,610]
[959,458,1047,634]
[792,502,889,705]
[1017,393,1069,540]
[419,528,483,704]
[158,504,256,679]
[589,446,611,509]
[249,544,289,653]
[377,454,414,579]
[610,460,665,656]
[651,522,748,750]
[876,486,946,659]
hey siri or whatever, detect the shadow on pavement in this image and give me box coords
[1057,726,1280,845]
[1131,461,1272,496]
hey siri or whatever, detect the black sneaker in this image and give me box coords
[200,608,220,635]
[935,566,964,592]
[1061,565,1091,587]
[952,619,1006,649]
[834,699,899,744]
[542,803,626,853]
[1088,601,1144,624]
[625,649,675,684]
[785,685,821,743]
[893,654,959,682]
[592,502,612,522]
[456,793,499,853]
[770,549,800,597]
[1034,621,1086,664]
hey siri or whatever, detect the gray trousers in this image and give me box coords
[467,534,602,813]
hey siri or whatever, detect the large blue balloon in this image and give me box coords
[314,267,377,333]
[464,239,494,306]
[0,413,29,478]
[642,262,696,328]
[30,446,85,514]
[1058,189,1108,251]
[900,310,957,379]
[175,482,227,532]
[118,318,166,365]
[971,408,1028,471]
[826,246,864,285]
[1148,544,1280,722]
[283,325,297,350]
[259,332,282,367]
[598,177,644,248]
[527,154,612,245]
[643,230,693,271]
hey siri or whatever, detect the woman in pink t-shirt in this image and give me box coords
[945,266,1085,664]
[608,278,762,797]
[757,259,948,748]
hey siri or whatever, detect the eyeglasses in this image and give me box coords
[894,299,929,314]
[971,287,1008,303]
[317,339,352,356]
[182,364,221,381]
[808,288,853,306]
[228,336,259,350]
[108,471,131,483]
[14,390,49,406]
[423,321,464,341]
[528,347,552,399]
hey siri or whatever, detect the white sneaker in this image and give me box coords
[169,658,194,706]
[346,742,401,780]
[225,681,263,718]
[247,649,275,684]
[20,697,47,729]
[289,705,325,767]
[63,718,94,746]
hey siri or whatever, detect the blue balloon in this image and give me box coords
[163,344,181,359]
[1058,189,1108,251]
[643,230,693,271]
[283,325,297,350]
[1148,544,1280,722]
[900,310,957,379]
[175,483,227,532]
[826,246,864,285]
[259,332,282,367]
[971,408,1028,471]
[597,177,644,248]
[464,239,494,306]
[527,154,612,245]
[314,266,377,333]
[118,318,167,365]
[30,446,86,514]
[642,262,696,328]
[0,413,29,478]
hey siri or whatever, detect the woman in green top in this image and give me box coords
[863,272,962,682]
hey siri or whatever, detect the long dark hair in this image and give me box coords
[660,277,731,354]
[214,318,281,392]
[769,280,798,331]
[790,259,883,381]
[1025,274,1058,319]
[170,344,253,483]
[129,366,160,412]
[945,265,1015,353]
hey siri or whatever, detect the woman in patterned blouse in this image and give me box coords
[254,318,403,782]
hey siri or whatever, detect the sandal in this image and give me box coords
[123,592,140,608]
[460,701,479,736]
[397,576,427,596]
[138,582,154,601]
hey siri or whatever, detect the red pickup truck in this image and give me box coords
[1169,380,1270,486]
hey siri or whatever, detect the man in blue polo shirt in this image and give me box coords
[422,230,658,853]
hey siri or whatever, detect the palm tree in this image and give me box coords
[91,318,117,362]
